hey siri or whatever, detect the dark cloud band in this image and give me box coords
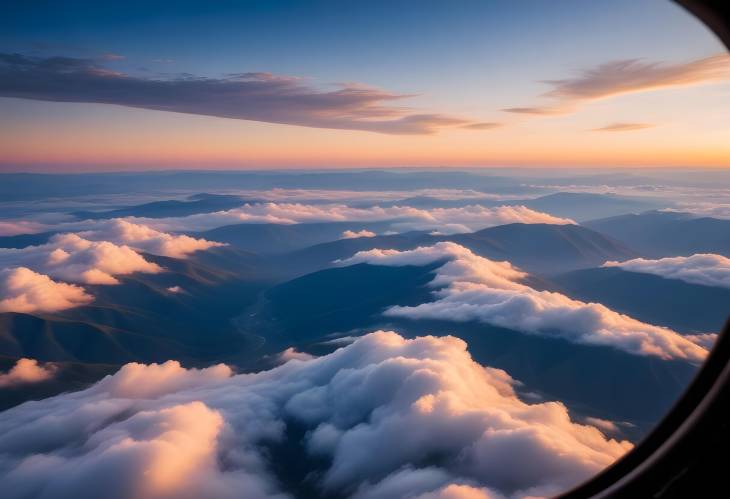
[0,53,476,135]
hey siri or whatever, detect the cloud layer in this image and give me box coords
[604,253,730,289]
[0,267,94,313]
[232,189,524,204]
[0,332,632,499]
[0,358,57,387]
[80,219,225,258]
[342,243,707,362]
[0,53,476,135]
[137,203,574,234]
[504,54,730,115]
[0,233,162,285]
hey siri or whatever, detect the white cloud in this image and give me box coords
[0,358,57,388]
[277,347,316,363]
[134,203,574,235]
[342,243,708,363]
[97,360,233,399]
[79,219,225,258]
[0,233,162,285]
[660,203,730,219]
[166,285,185,294]
[352,467,501,499]
[342,230,377,239]
[0,332,632,499]
[0,267,93,313]
[233,188,516,203]
[415,484,498,499]
[604,253,730,289]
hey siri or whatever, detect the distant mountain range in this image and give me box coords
[585,211,730,257]
[0,231,54,249]
[368,192,669,220]
[195,221,396,254]
[71,193,251,219]
[273,223,637,276]
[508,192,668,221]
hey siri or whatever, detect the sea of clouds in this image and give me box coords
[0,332,633,499]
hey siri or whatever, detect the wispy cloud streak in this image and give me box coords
[590,123,655,132]
[503,54,730,115]
[0,53,475,135]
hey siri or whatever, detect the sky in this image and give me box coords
[0,0,729,171]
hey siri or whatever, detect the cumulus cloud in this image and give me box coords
[0,267,93,313]
[0,220,224,288]
[342,243,707,362]
[97,360,233,399]
[604,253,730,289]
[503,54,730,115]
[352,467,501,499]
[0,358,58,387]
[80,219,225,258]
[342,230,377,239]
[166,285,185,294]
[137,203,574,234]
[0,233,162,285]
[0,52,477,135]
[589,123,655,132]
[277,347,316,363]
[0,332,632,499]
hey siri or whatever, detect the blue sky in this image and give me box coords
[0,0,728,170]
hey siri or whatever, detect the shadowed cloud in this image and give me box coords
[0,332,632,498]
[0,53,475,135]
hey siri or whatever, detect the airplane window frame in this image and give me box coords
[558,3,730,496]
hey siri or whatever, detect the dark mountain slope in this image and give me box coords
[0,355,119,411]
[273,231,431,275]
[239,263,698,433]
[71,193,249,219]
[552,267,730,333]
[584,211,730,257]
[446,223,636,273]
[0,249,282,366]
[512,192,668,221]
[276,223,637,276]
[196,221,396,254]
[0,231,54,249]
[245,263,438,345]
